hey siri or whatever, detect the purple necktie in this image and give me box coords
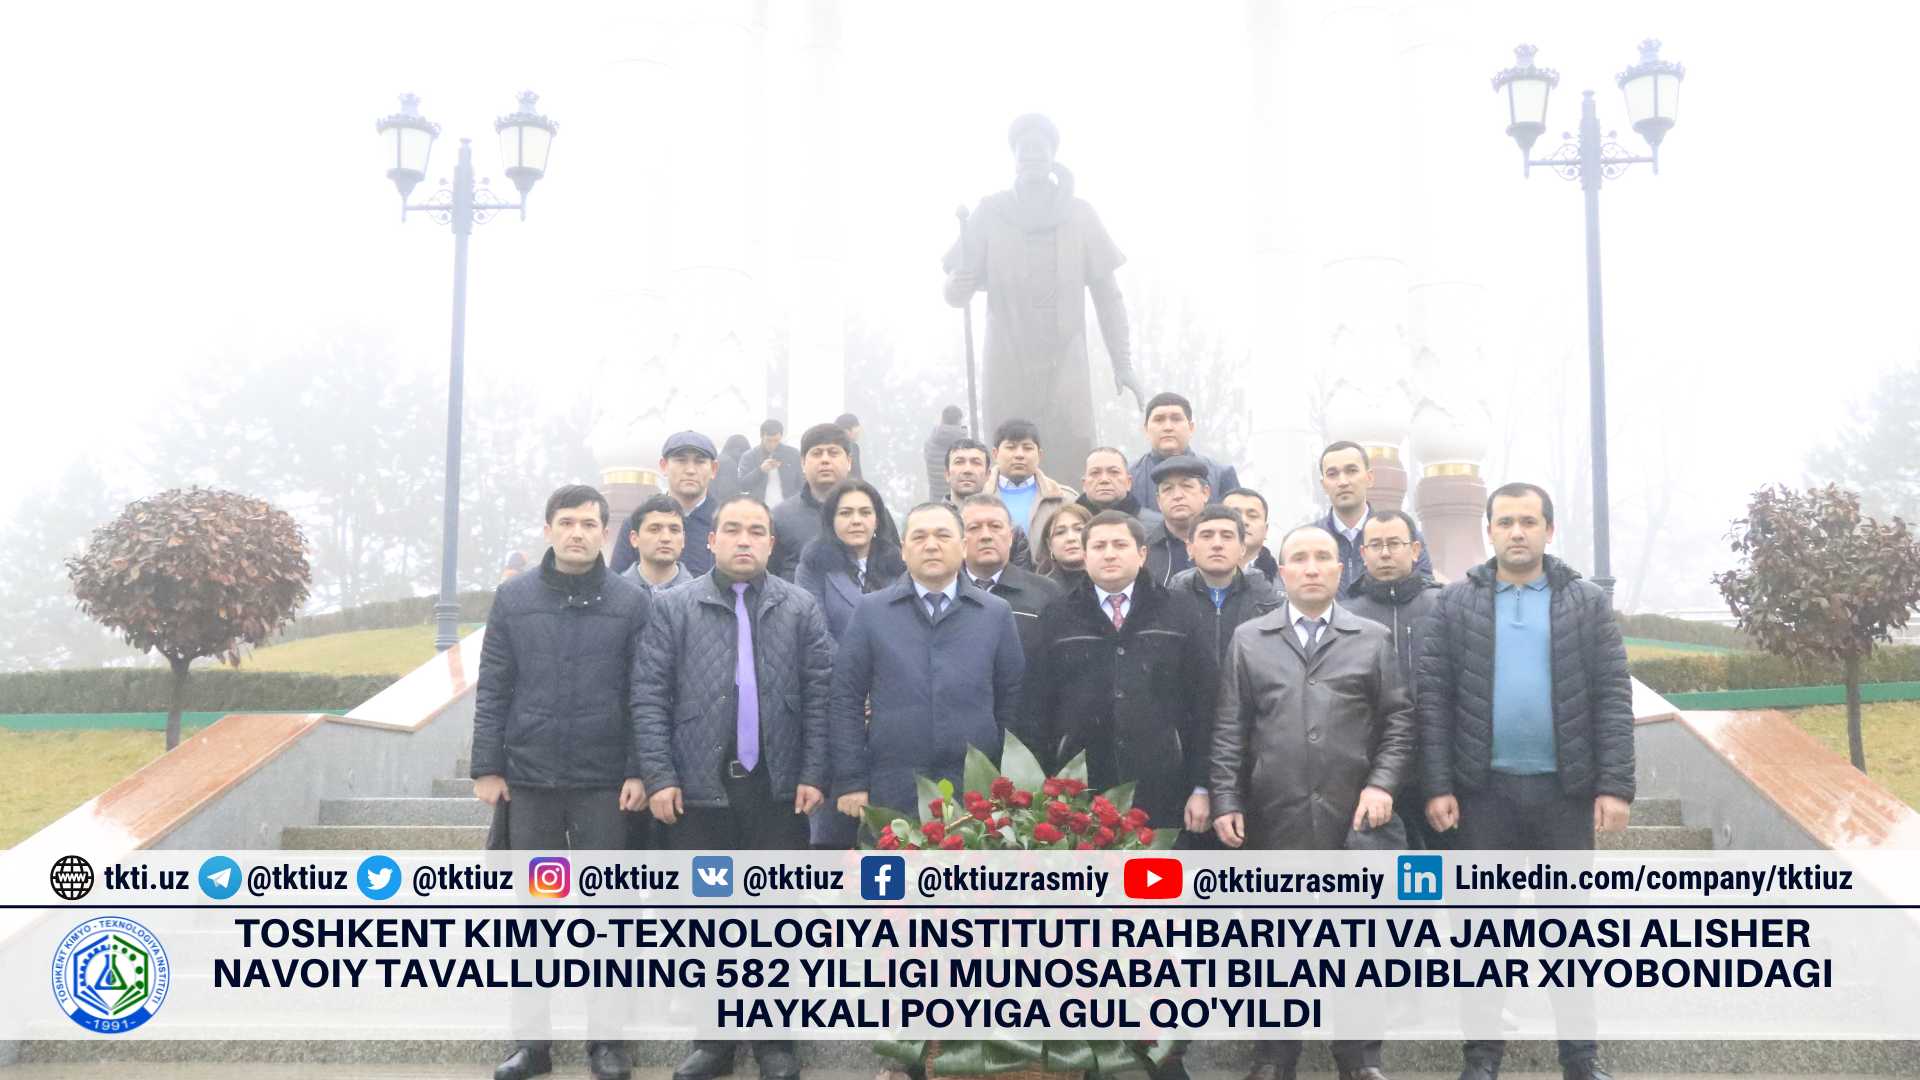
[732,582,759,771]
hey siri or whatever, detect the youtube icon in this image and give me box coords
[1123,857,1183,900]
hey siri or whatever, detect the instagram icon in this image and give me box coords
[528,857,571,899]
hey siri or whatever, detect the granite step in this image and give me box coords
[430,777,475,798]
[278,825,486,850]
[1598,825,1714,851]
[1633,797,1683,827]
[317,797,490,827]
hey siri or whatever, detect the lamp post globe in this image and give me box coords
[1491,44,1560,156]
[375,93,440,202]
[1617,38,1686,154]
[495,91,559,200]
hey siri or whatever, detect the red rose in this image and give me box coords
[1042,779,1063,797]
[1033,823,1064,844]
[993,816,1010,829]
[1060,778,1087,795]
[879,824,895,839]
[1068,812,1093,834]
[1091,795,1115,815]
[1135,826,1154,845]
[1093,827,1116,848]
[877,834,899,850]
[964,790,987,807]
[921,821,946,844]
[1124,807,1149,828]
[1011,791,1033,808]
[940,834,966,850]
[927,798,944,819]
[971,804,994,822]
[1096,805,1122,828]
[1076,842,1094,850]
[1047,800,1072,824]
[992,777,1016,799]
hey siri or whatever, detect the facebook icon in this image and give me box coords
[1397,854,1443,901]
[690,855,734,898]
[860,854,906,901]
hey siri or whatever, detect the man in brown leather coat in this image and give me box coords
[1209,523,1413,1080]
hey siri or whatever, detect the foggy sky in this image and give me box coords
[6,1,1916,610]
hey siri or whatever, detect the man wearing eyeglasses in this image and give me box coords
[1317,441,1434,588]
[1342,509,1445,849]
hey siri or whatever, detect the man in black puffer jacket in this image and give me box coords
[1415,483,1633,1080]
[470,485,649,1080]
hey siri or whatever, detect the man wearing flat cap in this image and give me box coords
[943,113,1144,477]
[1143,455,1212,586]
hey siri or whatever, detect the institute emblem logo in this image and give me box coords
[51,916,171,1033]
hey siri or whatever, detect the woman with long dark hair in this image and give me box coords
[1035,501,1091,587]
[795,479,905,641]
[796,479,902,850]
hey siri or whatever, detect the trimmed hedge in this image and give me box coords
[1614,613,1752,650]
[0,669,399,714]
[1630,645,1920,694]
[267,591,495,646]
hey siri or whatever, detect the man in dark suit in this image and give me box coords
[632,493,835,1080]
[831,502,1025,824]
[959,493,1061,670]
[1210,524,1412,1080]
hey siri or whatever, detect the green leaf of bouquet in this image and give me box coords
[1148,827,1180,850]
[918,776,947,821]
[872,1039,926,1066]
[1044,1040,1095,1071]
[999,729,1048,794]
[1101,780,1138,815]
[964,745,1001,802]
[1057,749,1089,784]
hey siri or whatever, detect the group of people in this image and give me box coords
[471,391,1637,1080]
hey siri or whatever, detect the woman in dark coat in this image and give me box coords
[794,480,904,849]
[1035,501,1091,588]
[794,480,905,641]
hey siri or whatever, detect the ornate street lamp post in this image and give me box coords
[1493,41,1684,603]
[376,92,558,650]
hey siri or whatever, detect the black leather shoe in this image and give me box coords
[590,1043,633,1080]
[1243,1065,1294,1080]
[674,1045,736,1080]
[1563,1063,1613,1080]
[494,1046,552,1080]
[755,1045,800,1080]
[1341,1069,1391,1080]
[1149,1053,1190,1080]
[1458,1063,1497,1080]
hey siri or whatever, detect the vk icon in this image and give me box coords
[861,854,906,901]
[357,854,403,901]
[1397,854,1443,901]
[690,856,734,898]
[198,855,242,900]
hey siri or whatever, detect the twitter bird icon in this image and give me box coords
[357,854,402,900]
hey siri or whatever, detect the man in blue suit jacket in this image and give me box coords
[830,502,1025,824]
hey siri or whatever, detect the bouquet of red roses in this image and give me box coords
[858,730,1179,852]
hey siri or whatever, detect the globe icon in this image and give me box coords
[51,855,94,901]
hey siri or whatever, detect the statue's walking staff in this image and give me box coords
[955,204,981,439]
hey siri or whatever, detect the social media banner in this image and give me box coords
[3,850,1917,1042]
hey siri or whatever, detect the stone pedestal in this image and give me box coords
[599,467,662,557]
[1365,446,1408,512]
[1415,469,1488,583]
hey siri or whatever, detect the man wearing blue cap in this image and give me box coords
[654,431,721,578]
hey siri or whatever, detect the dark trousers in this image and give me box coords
[664,764,808,1061]
[1255,1038,1380,1071]
[1456,771,1598,1068]
[498,785,628,1053]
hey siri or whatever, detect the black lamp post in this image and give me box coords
[1493,41,1684,604]
[376,92,559,651]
